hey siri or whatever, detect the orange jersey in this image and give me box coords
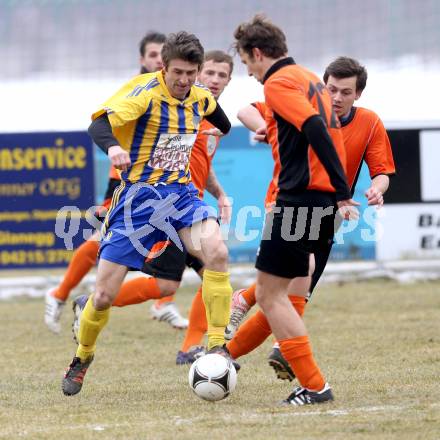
[253,101,279,208]
[341,107,395,189]
[189,119,220,198]
[256,101,395,204]
[99,165,121,210]
[263,58,347,199]
[108,165,121,180]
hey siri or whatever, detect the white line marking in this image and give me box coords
[12,402,439,437]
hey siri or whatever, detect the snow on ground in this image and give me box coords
[1,259,439,300]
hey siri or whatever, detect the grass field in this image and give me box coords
[1,279,439,440]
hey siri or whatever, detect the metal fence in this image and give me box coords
[1,0,439,79]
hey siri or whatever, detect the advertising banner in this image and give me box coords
[0,132,95,269]
[377,128,440,260]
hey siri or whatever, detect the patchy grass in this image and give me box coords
[1,280,439,439]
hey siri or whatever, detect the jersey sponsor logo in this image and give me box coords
[148,133,197,172]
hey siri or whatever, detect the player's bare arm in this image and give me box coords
[206,167,231,223]
[108,145,131,172]
[201,127,226,137]
[237,104,268,143]
[365,174,390,207]
[237,104,265,132]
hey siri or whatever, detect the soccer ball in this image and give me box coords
[188,353,237,401]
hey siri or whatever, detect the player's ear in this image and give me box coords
[355,90,363,101]
[252,47,262,61]
[226,70,232,84]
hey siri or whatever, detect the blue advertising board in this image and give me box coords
[330,164,376,261]
[0,132,95,269]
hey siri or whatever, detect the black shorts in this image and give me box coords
[309,213,343,294]
[255,197,336,279]
[309,240,333,294]
[141,240,204,282]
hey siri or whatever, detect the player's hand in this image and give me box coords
[201,128,225,137]
[365,187,384,207]
[254,126,267,143]
[108,145,131,172]
[217,194,232,224]
[337,198,360,220]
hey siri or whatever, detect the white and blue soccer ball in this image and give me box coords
[188,353,237,401]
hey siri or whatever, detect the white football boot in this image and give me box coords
[150,302,188,329]
[44,288,65,334]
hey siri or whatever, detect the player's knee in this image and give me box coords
[156,279,180,297]
[93,290,113,309]
[255,287,268,309]
[205,241,228,268]
[255,277,276,311]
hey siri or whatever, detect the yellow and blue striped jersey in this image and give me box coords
[92,70,217,185]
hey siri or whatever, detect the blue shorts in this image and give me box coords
[99,182,216,270]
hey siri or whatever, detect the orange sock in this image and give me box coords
[154,295,175,307]
[226,310,272,359]
[241,283,257,307]
[54,240,100,301]
[181,287,207,352]
[289,295,307,317]
[112,277,162,307]
[227,295,307,358]
[279,335,325,391]
[269,295,307,346]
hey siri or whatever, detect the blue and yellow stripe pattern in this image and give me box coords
[92,71,217,185]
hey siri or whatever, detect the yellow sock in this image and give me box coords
[76,296,110,361]
[202,269,232,350]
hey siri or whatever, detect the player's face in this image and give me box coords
[326,75,362,118]
[198,60,231,99]
[239,49,265,83]
[140,42,164,73]
[164,59,200,99]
